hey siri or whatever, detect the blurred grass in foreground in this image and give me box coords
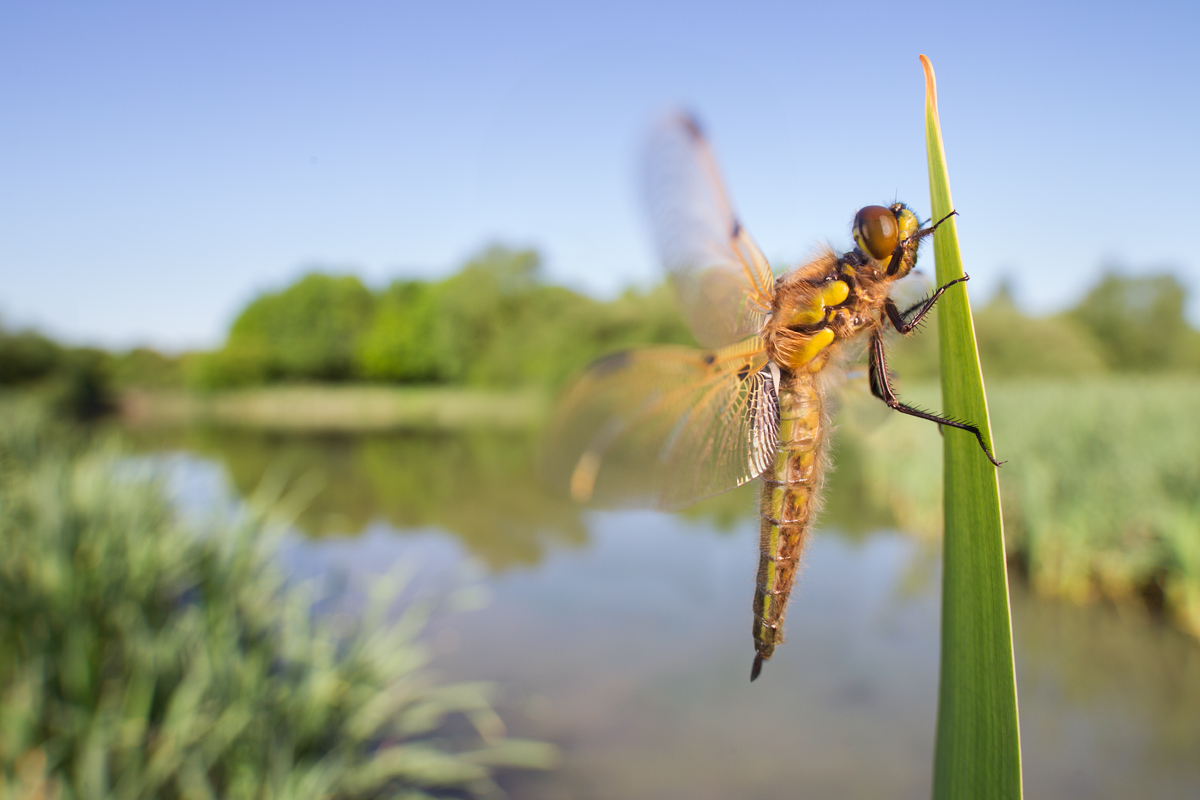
[842,376,1200,637]
[0,401,556,799]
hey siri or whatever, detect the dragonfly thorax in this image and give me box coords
[764,202,927,374]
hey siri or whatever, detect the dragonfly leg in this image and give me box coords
[867,331,1004,467]
[884,274,970,334]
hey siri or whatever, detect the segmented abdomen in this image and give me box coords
[751,369,827,678]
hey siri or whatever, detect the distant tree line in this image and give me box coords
[190,246,694,389]
[192,248,1200,387]
[3,246,1200,407]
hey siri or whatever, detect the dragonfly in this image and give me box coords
[544,113,1001,682]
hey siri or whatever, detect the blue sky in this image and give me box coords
[2,0,1197,350]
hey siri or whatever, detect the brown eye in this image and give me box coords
[853,205,898,261]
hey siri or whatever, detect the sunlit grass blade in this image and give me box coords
[920,54,1023,800]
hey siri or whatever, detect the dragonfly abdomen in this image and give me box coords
[750,370,827,681]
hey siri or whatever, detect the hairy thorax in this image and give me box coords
[764,246,908,375]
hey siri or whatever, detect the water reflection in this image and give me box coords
[1011,581,1200,798]
[128,427,591,569]
[128,426,1200,799]
[126,426,900,565]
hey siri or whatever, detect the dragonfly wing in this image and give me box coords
[543,342,778,511]
[643,113,776,349]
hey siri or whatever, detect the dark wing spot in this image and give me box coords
[682,114,704,139]
[732,219,742,238]
[702,352,716,365]
[591,350,632,377]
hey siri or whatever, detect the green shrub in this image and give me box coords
[356,282,444,383]
[189,340,274,390]
[353,247,692,389]
[0,330,62,385]
[1067,272,1200,372]
[0,413,556,799]
[199,273,376,387]
[107,349,189,390]
[44,349,115,422]
[973,287,1106,378]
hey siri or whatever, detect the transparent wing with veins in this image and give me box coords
[643,113,775,349]
[542,341,778,511]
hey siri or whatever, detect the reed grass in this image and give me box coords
[0,402,556,799]
[922,54,1023,800]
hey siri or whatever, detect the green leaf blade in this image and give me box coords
[921,54,1023,800]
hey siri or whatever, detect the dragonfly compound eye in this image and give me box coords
[853,205,899,261]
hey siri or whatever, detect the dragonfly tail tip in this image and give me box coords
[750,654,763,682]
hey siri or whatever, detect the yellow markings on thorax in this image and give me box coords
[784,280,850,328]
[776,279,847,372]
[821,279,850,307]
[785,328,834,372]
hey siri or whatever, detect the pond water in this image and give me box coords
[136,428,1200,800]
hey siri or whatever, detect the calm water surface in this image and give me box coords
[138,428,1200,800]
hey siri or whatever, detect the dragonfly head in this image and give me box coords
[853,203,922,277]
